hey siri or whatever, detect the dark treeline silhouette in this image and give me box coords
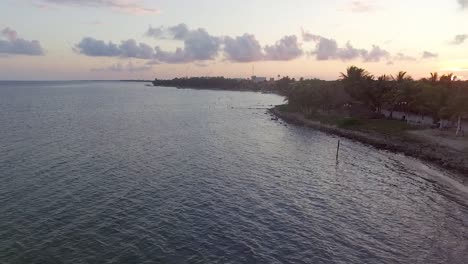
[285,66,468,134]
[153,77,267,91]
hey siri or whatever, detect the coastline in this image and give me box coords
[270,106,468,178]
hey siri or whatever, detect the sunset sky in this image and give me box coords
[1,0,468,80]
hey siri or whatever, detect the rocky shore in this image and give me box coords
[270,106,468,177]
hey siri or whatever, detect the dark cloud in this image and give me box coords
[38,0,159,15]
[451,34,468,45]
[223,34,264,62]
[91,61,152,72]
[74,37,154,59]
[264,35,303,61]
[422,51,438,59]
[0,27,44,56]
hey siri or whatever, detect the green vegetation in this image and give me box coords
[285,66,468,136]
[152,77,276,91]
[303,112,414,135]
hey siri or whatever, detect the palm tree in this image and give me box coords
[429,72,438,83]
[392,71,408,83]
[340,66,371,102]
[340,66,370,83]
[440,73,456,89]
[384,71,413,119]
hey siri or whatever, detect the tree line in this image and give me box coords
[285,66,468,134]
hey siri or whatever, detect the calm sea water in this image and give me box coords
[0,81,467,264]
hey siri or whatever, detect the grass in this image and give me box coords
[276,105,417,136]
[307,113,416,135]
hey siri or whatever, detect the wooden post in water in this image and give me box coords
[336,140,341,163]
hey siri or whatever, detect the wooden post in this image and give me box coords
[336,140,341,163]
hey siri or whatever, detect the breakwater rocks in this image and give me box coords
[270,106,468,178]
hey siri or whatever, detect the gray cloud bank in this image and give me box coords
[0,27,44,56]
[76,24,303,63]
[74,38,154,59]
[302,31,389,62]
[74,24,437,65]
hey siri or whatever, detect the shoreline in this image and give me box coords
[270,106,468,178]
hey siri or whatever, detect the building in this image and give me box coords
[251,76,267,83]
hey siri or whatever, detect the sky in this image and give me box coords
[1,0,468,80]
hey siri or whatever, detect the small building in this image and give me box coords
[251,76,267,83]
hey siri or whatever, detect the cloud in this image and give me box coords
[74,37,121,56]
[362,45,389,62]
[74,37,154,59]
[145,24,190,39]
[119,39,154,59]
[422,51,438,59]
[303,32,388,62]
[2,28,17,41]
[336,42,368,61]
[458,0,468,9]
[91,61,152,72]
[75,24,428,65]
[37,0,159,15]
[451,34,468,45]
[223,34,264,62]
[343,1,376,13]
[308,35,339,60]
[168,24,190,40]
[145,26,164,38]
[0,27,44,56]
[77,25,224,64]
[264,35,303,61]
[146,24,222,63]
[393,52,417,61]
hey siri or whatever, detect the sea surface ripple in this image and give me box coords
[0,81,467,263]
